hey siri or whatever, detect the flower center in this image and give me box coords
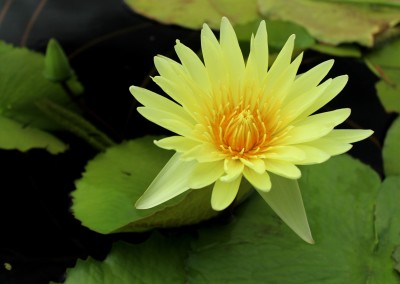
[207,101,270,159]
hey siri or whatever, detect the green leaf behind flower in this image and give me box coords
[383,117,400,176]
[71,136,253,234]
[63,155,400,283]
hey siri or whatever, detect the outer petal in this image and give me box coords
[189,160,224,189]
[211,175,242,211]
[256,174,314,244]
[243,167,271,192]
[293,145,330,165]
[264,145,306,163]
[135,153,195,209]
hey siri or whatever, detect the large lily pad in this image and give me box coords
[383,117,400,176]
[71,136,252,234]
[63,155,400,283]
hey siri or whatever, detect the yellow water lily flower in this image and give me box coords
[130,17,372,243]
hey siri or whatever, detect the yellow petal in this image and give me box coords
[135,153,195,209]
[211,175,242,211]
[180,143,224,162]
[256,174,314,244]
[265,34,295,87]
[201,23,227,89]
[189,160,224,189]
[286,59,334,101]
[174,40,211,93]
[253,20,269,77]
[220,17,245,89]
[301,75,348,118]
[264,160,301,179]
[136,107,194,138]
[281,108,351,144]
[243,167,271,192]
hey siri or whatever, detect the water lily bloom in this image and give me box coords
[130,17,372,243]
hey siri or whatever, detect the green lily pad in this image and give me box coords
[63,155,400,283]
[258,0,400,46]
[383,117,400,176]
[0,116,67,154]
[61,234,189,284]
[375,80,400,113]
[71,136,252,234]
[124,0,258,29]
[0,41,76,130]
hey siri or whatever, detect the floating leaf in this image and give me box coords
[0,41,77,130]
[61,234,189,284]
[124,0,258,29]
[258,0,400,46]
[383,117,400,176]
[0,116,67,154]
[72,136,252,234]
